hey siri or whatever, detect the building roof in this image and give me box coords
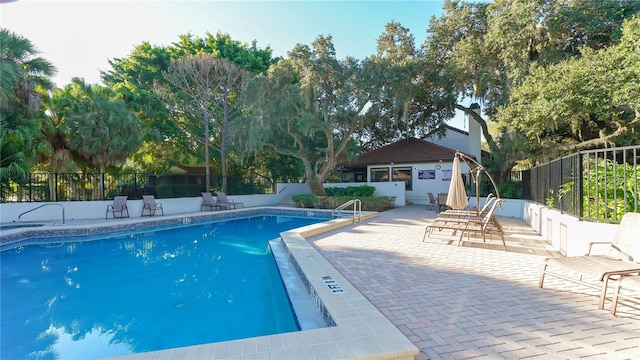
[343,138,470,167]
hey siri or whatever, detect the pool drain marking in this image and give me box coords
[322,275,344,294]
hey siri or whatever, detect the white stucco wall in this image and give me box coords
[467,118,482,162]
[426,129,469,156]
[0,186,624,257]
[522,202,619,257]
[425,123,482,163]
[0,185,312,223]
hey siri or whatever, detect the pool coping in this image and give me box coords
[2,207,419,360]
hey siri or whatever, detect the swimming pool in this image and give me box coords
[1,215,327,359]
[0,206,418,360]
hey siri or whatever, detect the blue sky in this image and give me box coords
[2,0,471,128]
[2,1,446,87]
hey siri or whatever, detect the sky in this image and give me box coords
[1,0,471,128]
[2,0,448,87]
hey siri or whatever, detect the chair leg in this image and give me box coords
[599,274,614,310]
[539,264,548,288]
[610,280,622,316]
[423,226,434,241]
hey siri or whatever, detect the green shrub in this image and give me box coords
[324,185,375,198]
[291,194,315,208]
[291,194,396,212]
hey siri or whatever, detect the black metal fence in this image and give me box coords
[3,145,638,224]
[525,145,639,223]
[462,170,526,200]
[0,173,276,202]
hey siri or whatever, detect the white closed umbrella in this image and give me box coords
[446,154,469,210]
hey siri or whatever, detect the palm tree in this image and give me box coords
[0,28,56,197]
[64,78,142,198]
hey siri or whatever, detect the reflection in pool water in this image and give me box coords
[1,215,325,359]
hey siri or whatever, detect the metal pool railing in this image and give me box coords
[18,203,65,225]
[332,199,362,223]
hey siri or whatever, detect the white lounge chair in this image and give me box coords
[539,212,640,312]
[610,275,640,316]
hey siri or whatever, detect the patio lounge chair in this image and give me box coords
[106,196,129,219]
[141,195,163,216]
[201,192,218,211]
[424,198,506,250]
[216,192,244,209]
[438,194,496,219]
[539,212,640,312]
[610,275,640,316]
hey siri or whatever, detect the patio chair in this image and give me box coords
[610,275,640,316]
[216,192,244,209]
[106,196,129,219]
[437,193,449,212]
[141,195,164,216]
[426,192,437,211]
[539,212,640,312]
[201,192,218,211]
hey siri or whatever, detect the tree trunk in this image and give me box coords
[99,167,106,200]
[220,96,229,194]
[308,178,326,196]
[203,108,211,193]
[455,103,499,155]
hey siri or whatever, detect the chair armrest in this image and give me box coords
[586,241,612,256]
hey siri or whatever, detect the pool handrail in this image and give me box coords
[17,203,65,225]
[332,199,362,223]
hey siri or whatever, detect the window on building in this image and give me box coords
[370,167,389,182]
[392,167,412,190]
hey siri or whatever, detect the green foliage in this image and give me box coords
[358,22,453,149]
[102,32,277,175]
[324,185,375,197]
[497,15,640,156]
[157,53,252,193]
[423,0,640,173]
[583,159,639,221]
[58,79,143,173]
[291,194,396,212]
[495,181,522,199]
[0,28,55,183]
[237,35,379,196]
[291,194,316,208]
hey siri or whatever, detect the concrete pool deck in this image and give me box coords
[308,205,640,360]
[3,205,639,359]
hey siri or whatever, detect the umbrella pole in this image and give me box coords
[454,151,501,216]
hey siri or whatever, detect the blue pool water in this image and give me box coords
[1,215,326,359]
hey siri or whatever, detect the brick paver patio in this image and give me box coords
[308,205,640,360]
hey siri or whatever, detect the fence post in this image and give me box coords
[29,173,33,202]
[559,157,564,213]
[578,151,583,220]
